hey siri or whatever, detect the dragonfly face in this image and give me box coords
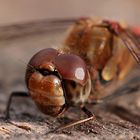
[25,48,91,116]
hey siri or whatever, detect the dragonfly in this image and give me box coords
[2,17,140,132]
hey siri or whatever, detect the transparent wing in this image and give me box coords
[97,20,140,65]
[0,18,77,41]
[119,29,140,65]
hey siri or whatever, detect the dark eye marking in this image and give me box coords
[36,68,61,79]
[70,81,77,89]
[37,69,49,76]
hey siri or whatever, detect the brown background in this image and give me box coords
[0,0,140,25]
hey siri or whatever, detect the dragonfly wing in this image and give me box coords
[0,18,77,42]
[116,29,140,65]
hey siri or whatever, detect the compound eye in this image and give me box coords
[54,54,89,86]
[25,48,59,86]
[28,72,66,117]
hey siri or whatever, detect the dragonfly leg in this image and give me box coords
[47,106,96,133]
[5,91,29,120]
[4,92,32,131]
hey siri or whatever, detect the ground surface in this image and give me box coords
[0,20,140,140]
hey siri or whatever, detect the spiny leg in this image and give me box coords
[4,91,31,131]
[5,91,29,120]
[48,106,96,133]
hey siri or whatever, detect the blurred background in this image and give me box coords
[0,1,140,139]
[0,0,140,26]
